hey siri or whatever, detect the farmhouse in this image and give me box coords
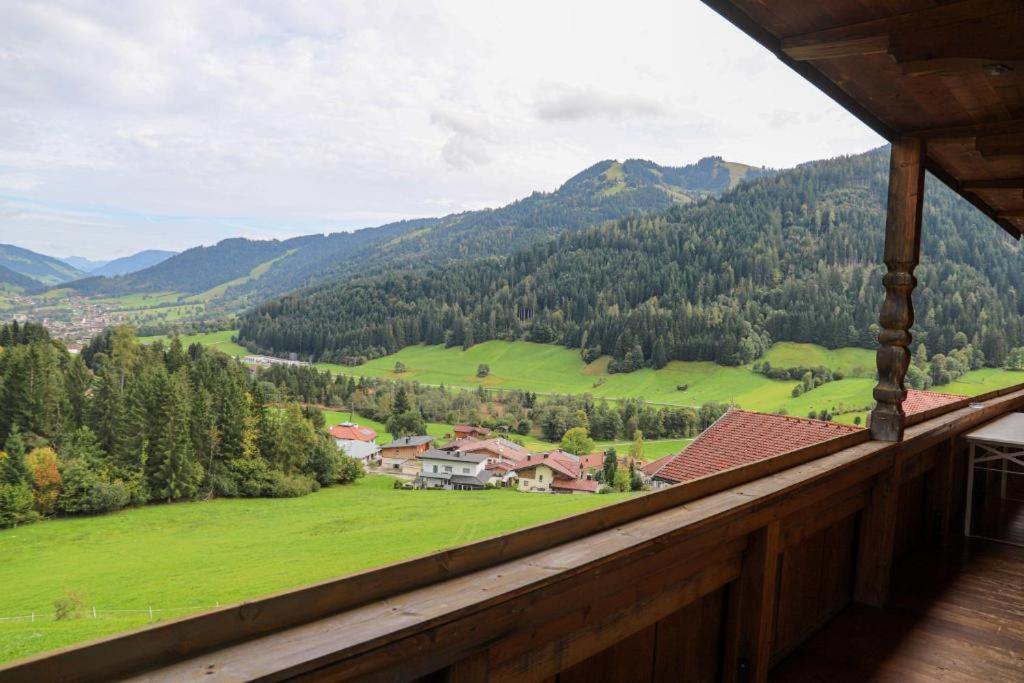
[380,435,432,472]
[452,424,490,439]
[512,450,597,494]
[415,449,493,490]
[329,422,380,465]
[452,437,529,465]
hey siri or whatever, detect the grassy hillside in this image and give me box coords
[0,476,631,664]
[139,330,249,357]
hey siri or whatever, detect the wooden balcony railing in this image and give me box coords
[3,382,1023,683]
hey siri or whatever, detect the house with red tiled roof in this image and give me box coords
[329,422,377,442]
[454,438,530,465]
[646,409,861,488]
[901,389,964,416]
[512,451,596,494]
[453,424,490,439]
[329,422,381,465]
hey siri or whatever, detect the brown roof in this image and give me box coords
[650,410,861,485]
[551,478,600,493]
[512,451,581,480]
[454,424,489,436]
[902,389,964,415]
[641,454,677,477]
[455,438,529,461]
[703,0,1024,239]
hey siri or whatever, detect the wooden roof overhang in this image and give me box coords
[701,0,1024,239]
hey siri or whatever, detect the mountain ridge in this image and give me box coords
[55,156,768,302]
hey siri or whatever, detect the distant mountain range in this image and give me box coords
[62,256,110,272]
[54,156,769,303]
[61,251,176,277]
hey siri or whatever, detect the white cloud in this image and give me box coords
[0,0,883,258]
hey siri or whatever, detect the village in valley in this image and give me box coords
[330,386,966,496]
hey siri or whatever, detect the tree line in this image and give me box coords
[0,322,363,529]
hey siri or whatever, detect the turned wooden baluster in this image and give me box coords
[870,138,925,441]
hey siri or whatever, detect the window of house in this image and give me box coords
[462,467,469,474]
[539,474,544,482]
[432,465,438,473]
[444,466,452,473]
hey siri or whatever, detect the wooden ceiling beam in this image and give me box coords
[780,0,1023,63]
[961,177,1024,191]
[908,118,1024,139]
[999,209,1024,219]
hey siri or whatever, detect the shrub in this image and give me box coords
[393,479,404,489]
[53,591,85,621]
[228,457,277,497]
[476,363,490,378]
[394,361,407,373]
[267,472,317,498]
[336,455,366,485]
[307,440,342,486]
[57,459,130,515]
[0,482,36,528]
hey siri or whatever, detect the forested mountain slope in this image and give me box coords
[0,263,43,293]
[58,157,764,301]
[238,148,1024,369]
[0,244,86,286]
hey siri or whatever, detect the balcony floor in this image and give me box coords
[771,538,1024,682]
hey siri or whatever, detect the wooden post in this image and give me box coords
[854,460,902,607]
[870,138,925,442]
[724,522,780,683]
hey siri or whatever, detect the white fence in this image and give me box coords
[0,603,221,623]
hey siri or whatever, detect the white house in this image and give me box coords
[415,449,492,490]
[337,440,381,466]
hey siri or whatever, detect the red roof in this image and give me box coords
[329,423,377,442]
[578,452,605,470]
[551,478,600,493]
[649,410,861,485]
[641,454,676,477]
[512,451,581,480]
[903,389,964,415]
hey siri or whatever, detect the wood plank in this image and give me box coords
[961,176,1024,190]
[723,522,781,683]
[854,458,903,607]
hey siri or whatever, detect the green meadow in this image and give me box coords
[139,329,249,358]
[0,476,632,664]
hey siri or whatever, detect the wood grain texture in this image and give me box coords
[871,138,925,442]
[772,540,1024,682]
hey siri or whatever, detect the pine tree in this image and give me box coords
[148,372,202,502]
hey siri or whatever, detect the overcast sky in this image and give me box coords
[0,0,883,260]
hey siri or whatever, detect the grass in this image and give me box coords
[0,476,633,664]
[760,343,876,378]
[138,330,248,358]
[319,340,800,409]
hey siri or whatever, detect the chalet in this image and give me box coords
[14,3,1024,681]
[329,422,381,465]
[415,449,493,490]
[453,437,529,465]
[452,424,490,440]
[645,410,862,488]
[513,450,596,494]
[379,435,432,471]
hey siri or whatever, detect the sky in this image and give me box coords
[0,0,884,260]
